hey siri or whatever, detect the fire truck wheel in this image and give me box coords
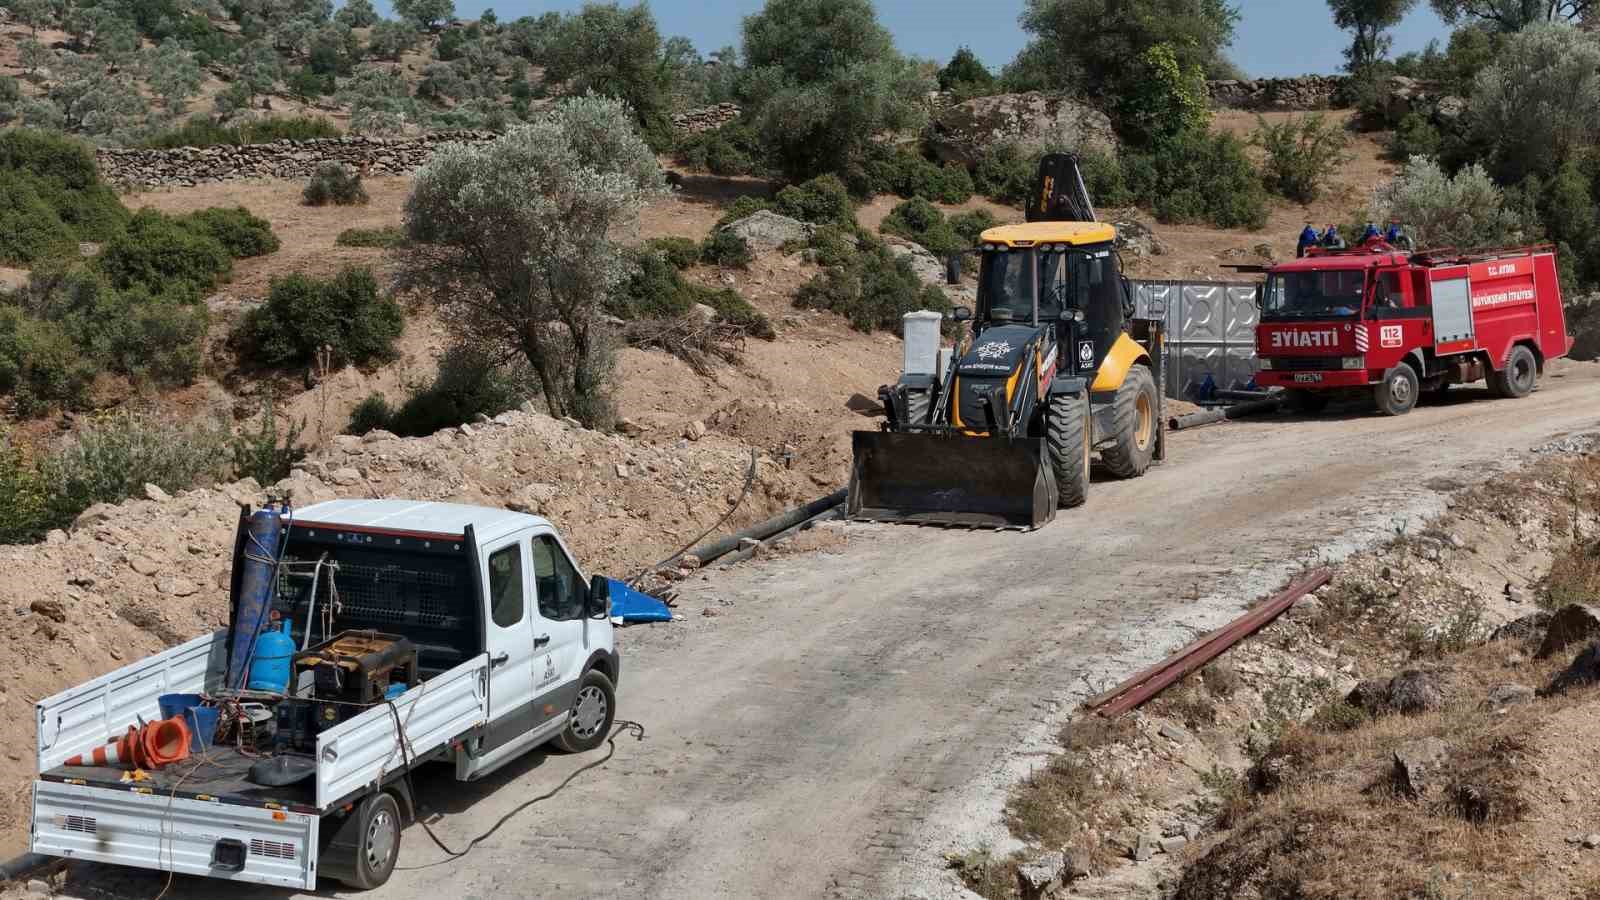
[1490,345,1538,399]
[1375,364,1419,417]
[1284,390,1329,414]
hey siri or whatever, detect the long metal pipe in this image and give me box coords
[686,488,847,566]
[714,506,843,567]
[1168,396,1283,431]
[1087,568,1331,717]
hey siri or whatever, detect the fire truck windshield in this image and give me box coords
[1262,269,1366,319]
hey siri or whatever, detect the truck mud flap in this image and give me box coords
[847,431,1057,530]
[32,780,318,890]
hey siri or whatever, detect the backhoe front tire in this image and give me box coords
[1047,391,1090,509]
[1099,366,1158,479]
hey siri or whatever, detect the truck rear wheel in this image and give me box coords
[553,668,615,753]
[1046,391,1090,508]
[1099,366,1158,479]
[1488,345,1538,399]
[325,791,401,890]
[1375,364,1419,416]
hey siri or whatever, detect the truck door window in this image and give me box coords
[487,544,524,628]
[1372,271,1403,309]
[532,535,584,622]
[1038,251,1067,320]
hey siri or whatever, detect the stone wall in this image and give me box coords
[671,102,741,135]
[94,131,500,188]
[1207,76,1352,111]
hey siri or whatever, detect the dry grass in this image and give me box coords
[1177,638,1596,900]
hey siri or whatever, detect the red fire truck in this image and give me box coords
[1255,242,1575,415]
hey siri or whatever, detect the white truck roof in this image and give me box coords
[292,499,550,545]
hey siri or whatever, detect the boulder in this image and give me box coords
[1016,852,1064,900]
[882,236,945,287]
[1346,678,1391,714]
[1490,609,1551,643]
[1538,604,1600,658]
[928,92,1117,168]
[1482,682,1535,709]
[1547,640,1600,694]
[1392,736,1449,798]
[1111,216,1167,260]
[723,210,812,251]
[1387,669,1447,713]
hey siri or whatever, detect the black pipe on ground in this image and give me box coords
[1168,396,1283,431]
[686,488,847,566]
[714,507,844,567]
[1216,389,1275,402]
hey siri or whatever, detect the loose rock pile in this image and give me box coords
[1206,75,1352,111]
[671,102,742,135]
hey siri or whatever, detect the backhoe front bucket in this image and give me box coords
[847,431,1058,530]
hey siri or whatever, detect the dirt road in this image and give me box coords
[61,363,1600,900]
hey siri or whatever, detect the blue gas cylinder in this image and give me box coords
[249,619,295,693]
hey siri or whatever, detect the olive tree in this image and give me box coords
[543,4,675,148]
[400,96,667,428]
[738,0,932,179]
[335,0,380,28]
[1327,0,1419,71]
[1430,0,1590,29]
[393,0,454,31]
[142,40,203,114]
[1470,23,1600,181]
[336,64,418,134]
[1370,155,1528,248]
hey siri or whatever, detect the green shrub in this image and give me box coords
[794,238,952,332]
[774,174,855,226]
[176,206,280,258]
[336,226,408,248]
[1388,112,1442,162]
[611,250,697,320]
[973,143,1038,205]
[1251,114,1353,204]
[701,288,775,339]
[950,209,999,246]
[805,224,863,268]
[699,230,753,268]
[0,129,130,265]
[39,410,231,526]
[387,345,536,437]
[1078,150,1132,207]
[647,236,701,270]
[0,431,50,544]
[0,307,95,417]
[140,116,340,149]
[97,208,232,299]
[880,197,962,256]
[675,121,762,176]
[229,398,305,486]
[1125,128,1268,229]
[346,393,395,435]
[236,267,403,368]
[303,162,369,206]
[855,146,975,203]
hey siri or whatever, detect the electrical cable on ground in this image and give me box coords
[629,447,758,587]
[384,700,645,864]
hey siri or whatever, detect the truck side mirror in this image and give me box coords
[586,575,611,619]
[951,306,973,322]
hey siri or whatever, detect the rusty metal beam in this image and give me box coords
[1086,568,1332,718]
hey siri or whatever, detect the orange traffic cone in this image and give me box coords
[139,717,191,768]
[64,726,139,768]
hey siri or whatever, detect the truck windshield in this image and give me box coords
[1262,269,1365,319]
[979,249,1035,324]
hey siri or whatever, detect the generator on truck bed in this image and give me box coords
[1255,241,1575,415]
[848,154,1167,530]
[31,500,621,891]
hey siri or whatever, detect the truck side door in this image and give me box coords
[480,534,537,752]
[529,533,589,725]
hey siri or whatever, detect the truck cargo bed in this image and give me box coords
[41,745,316,812]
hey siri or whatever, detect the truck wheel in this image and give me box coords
[329,791,401,890]
[1284,389,1329,414]
[1488,345,1538,399]
[1099,366,1158,479]
[1046,391,1090,508]
[553,669,615,754]
[1375,364,1419,416]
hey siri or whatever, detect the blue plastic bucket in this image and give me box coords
[157,693,202,720]
[157,694,218,752]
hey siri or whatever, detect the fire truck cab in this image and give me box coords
[1255,242,1575,415]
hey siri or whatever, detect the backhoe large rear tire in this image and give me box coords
[1047,391,1090,509]
[1099,366,1158,479]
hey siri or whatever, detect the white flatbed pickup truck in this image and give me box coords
[31,499,621,891]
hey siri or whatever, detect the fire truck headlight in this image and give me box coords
[1259,358,1274,370]
[1342,356,1366,370]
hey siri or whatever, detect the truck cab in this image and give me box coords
[1255,243,1571,415]
[32,499,619,891]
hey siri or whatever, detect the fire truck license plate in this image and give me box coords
[1293,373,1322,383]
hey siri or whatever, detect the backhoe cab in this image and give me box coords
[848,154,1167,530]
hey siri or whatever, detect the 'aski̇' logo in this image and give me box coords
[975,340,1013,360]
[1078,340,1095,365]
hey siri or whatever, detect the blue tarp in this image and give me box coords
[606,578,673,624]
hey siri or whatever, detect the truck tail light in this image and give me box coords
[1342,356,1366,370]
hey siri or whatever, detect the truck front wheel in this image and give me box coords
[326,791,401,890]
[553,668,615,753]
[1099,366,1158,479]
[1046,391,1090,508]
[1375,364,1419,416]
[1488,345,1538,399]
